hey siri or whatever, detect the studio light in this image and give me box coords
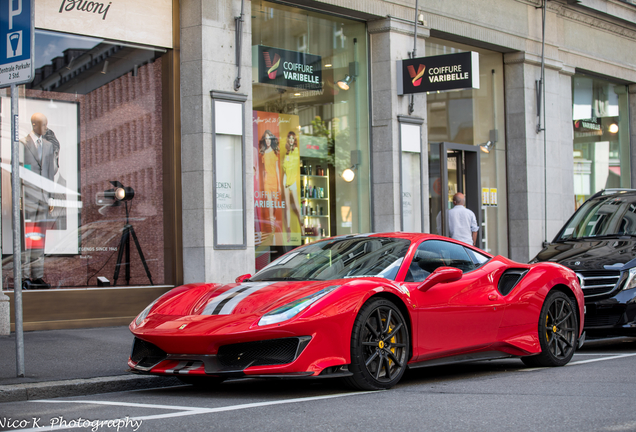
[480,141,494,154]
[99,181,135,208]
[110,180,135,202]
[105,180,153,286]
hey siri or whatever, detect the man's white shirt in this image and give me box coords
[448,204,478,245]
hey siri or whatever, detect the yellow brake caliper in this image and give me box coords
[380,318,398,369]
[387,321,396,366]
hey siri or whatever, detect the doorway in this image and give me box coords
[429,142,481,246]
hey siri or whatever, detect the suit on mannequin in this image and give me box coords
[20,112,59,286]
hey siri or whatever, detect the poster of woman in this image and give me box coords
[253,111,301,246]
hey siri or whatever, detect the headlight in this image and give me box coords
[134,297,161,326]
[623,268,636,291]
[258,285,339,326]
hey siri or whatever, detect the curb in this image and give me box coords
[0,375,182,403]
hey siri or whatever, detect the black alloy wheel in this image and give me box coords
[522,290,578,367]
[344,298,409,390]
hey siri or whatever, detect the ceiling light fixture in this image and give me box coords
[342,167,356,182]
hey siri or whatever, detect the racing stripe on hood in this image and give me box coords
[201,282,274,315]
[215,282,274,315]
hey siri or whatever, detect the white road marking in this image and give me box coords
[573,352,635,356]
[600,421,636,431]
[520,352,636,372]
[19,391,376,431]
[568,352,636,366]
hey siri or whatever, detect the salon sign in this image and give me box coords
[34,0,172,48]
[397,51,479,95]
[253,45,322,91]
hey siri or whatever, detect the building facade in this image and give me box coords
[3,0,636,329]
[183,0,636,283]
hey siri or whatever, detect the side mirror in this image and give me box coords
[235,274,252,283]
[417,267,463,292]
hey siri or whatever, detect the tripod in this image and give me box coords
[113,201,154,286]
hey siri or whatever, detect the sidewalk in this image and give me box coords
[0,326,180,403]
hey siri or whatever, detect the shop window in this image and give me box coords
[1,30,168,289]
[212,92,247,248]
[572,74,630,209]
[252,1,371,270]
[399,116,423,232]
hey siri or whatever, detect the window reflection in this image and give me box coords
[1,30,167,289]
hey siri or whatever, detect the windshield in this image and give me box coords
[250,237,411,281]
[556,196,636,240]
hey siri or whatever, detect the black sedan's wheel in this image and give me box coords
[522,290,578,367]
[344,298,409,390]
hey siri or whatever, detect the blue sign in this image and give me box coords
[0,0,34,86]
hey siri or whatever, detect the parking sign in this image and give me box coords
[0,0,34,86]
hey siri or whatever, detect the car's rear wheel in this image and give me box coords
[522,290,578,367]
[344,298,409,390]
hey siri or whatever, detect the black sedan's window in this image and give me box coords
[556,197,636,240]
[405,240,476,282]
[250,237,411,282]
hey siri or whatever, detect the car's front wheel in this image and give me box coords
[344,298,409,390]
[522,290,578,367]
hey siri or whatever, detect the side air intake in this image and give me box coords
[497,269,528,296]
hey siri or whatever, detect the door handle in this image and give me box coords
[488,294,498,301]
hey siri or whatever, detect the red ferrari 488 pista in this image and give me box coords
[129,233,584,390]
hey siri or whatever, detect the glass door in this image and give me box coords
[429,142,481,246]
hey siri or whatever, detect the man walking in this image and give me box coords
[447,192,479,247]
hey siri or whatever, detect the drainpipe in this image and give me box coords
[408,0,419,115]
[536,0,548,247]
[233,0,245,91]
[541,0,548,247]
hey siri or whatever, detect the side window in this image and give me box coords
[465,247,490,268]
[406,240,475,283]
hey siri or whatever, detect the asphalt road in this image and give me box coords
[1,337,635,432]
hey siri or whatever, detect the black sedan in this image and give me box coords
[532,189,636,338]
